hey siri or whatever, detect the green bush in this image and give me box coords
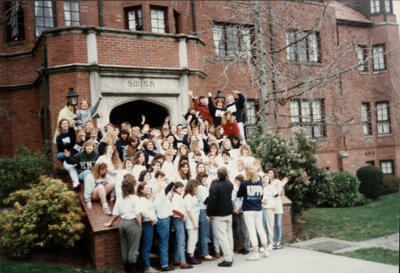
[248,127,332,214]
[356,166,384,200]
[0,144,52,200]
[323,171,361,207]
[383,175,400,195]
[0,176,85,258]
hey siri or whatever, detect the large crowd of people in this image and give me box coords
[55,90,288,273]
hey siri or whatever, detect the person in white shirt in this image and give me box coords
[137,182,158,273]
[96,144,122,184]
[267,168,289,250]
[115,158,134,200]
[174,162,191,187]
[219,151,235,183]
[132,151,147,180]
[239,145,256,167]
[261,172,279,252]
[161,149,176,181]
[184,180,201,265]
[105,179,142,273]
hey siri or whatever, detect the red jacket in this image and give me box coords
[193,99,213,124]
[222,120,240,139]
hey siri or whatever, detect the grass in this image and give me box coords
[0,259,123,273]
[338,248,399,265]
[301,192,399,241]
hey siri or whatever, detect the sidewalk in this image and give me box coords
[185,247,397,273]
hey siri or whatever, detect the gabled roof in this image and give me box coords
[334,1,372,25]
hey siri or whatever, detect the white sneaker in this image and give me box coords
[267,244,273,251]
[246,252,260,261]
[102,203,111,215]
[263,249,270,257]
[258,247,264,252]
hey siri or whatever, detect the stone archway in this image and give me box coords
[109,100,169,128]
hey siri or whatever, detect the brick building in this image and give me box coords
[0,0,399,177]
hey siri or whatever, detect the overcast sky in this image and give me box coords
[394,1,400,23]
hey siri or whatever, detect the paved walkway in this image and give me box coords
[292,233,399,254]
[185,247,398,273]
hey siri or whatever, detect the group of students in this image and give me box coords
[54,90,288,273]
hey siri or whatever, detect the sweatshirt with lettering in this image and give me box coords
[66,151,99,174]
[236,180,264,211]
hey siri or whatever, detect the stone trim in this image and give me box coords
[0,76,41,91]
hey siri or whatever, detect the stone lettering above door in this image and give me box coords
[100,76,180,95]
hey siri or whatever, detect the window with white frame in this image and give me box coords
[362,103,372,136]
[376,102,391,136]
[290,99,326,138]
[370,0,380,13]
[212,23,252,59]
[372,44,386,71]
[380,160,394,175]
[64,2,80,26]
[286,30,320,63]
[384,0,392,13]
[6,0,25,41]
[126,6,143,31]
[34,1,55,37]
[245,99,258,139]
[150,7,167,33]
[357,45,368,72]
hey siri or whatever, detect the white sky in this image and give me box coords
[394,1,400,23]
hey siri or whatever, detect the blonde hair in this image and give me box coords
[221,111,235,125]
[245,166,260,183]
[240,144,252,156]
[100,131,117,145]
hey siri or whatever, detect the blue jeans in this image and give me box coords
[142,222,154,270]
[78,170,91,182]
[199,209,210,256]
[173,217,186,264]
[273,213,282,242]
[156,217,170,268]
[56,152,66,162]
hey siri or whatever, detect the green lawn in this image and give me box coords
[339,248,399,265]
[301,192,399,241]
[0,259,123,273]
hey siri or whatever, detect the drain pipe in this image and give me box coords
[191,0,197,35]
[98,0,104,27]
[37,44,49,141]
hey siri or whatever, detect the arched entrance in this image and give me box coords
[109,100,169,128]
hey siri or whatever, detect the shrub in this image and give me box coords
[248,126,331,214]
[356,165,384,199]
[323,171,361,207]
[0,176,85,258]
[382,175,400,195]
[0,143,52,200]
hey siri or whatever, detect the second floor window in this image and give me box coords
[126,6,143,31]
[361,103,372,136]
[64,2,80,26]
[290,99,326,138]
[357,45,368,72]
[370,0,380,13]
[212,23,252,59]
[34,1,54,37]
[286,30,320,63]
[245,99,258,139]
[376,102,390,136]
[372,44,386,71]
[6,0,25,41]
[150,7,168,33]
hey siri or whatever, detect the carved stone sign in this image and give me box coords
[128,79,155,88]
[100,76,180,94]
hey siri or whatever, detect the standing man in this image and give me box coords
[226,90,246,143]
[206,167,234,267]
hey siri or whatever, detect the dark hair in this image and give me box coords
[138,170,150,182]
[222,151,230,157]
[235,174,245,183]
[121,179,135,198]
[137,182,148,198]
[178,161,191,180]
[184,180,198,197]
[119,129,130,139]
[173,182,184,191]
[266,168,278,180]
[155,170,165,179]
[196,172,208,184]
[123,173,136,187]
[133,151,146,166]
[217,167,228,181]
[153,153,165,163]
[149,160,162,173]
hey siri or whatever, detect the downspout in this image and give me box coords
[98,0,104,27]
[37,44,49,141]
[191,0,197,35]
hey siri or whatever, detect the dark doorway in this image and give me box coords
[110,100,169,128]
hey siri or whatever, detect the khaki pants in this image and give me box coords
[213,215,234,262]
[119,218,142,263]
